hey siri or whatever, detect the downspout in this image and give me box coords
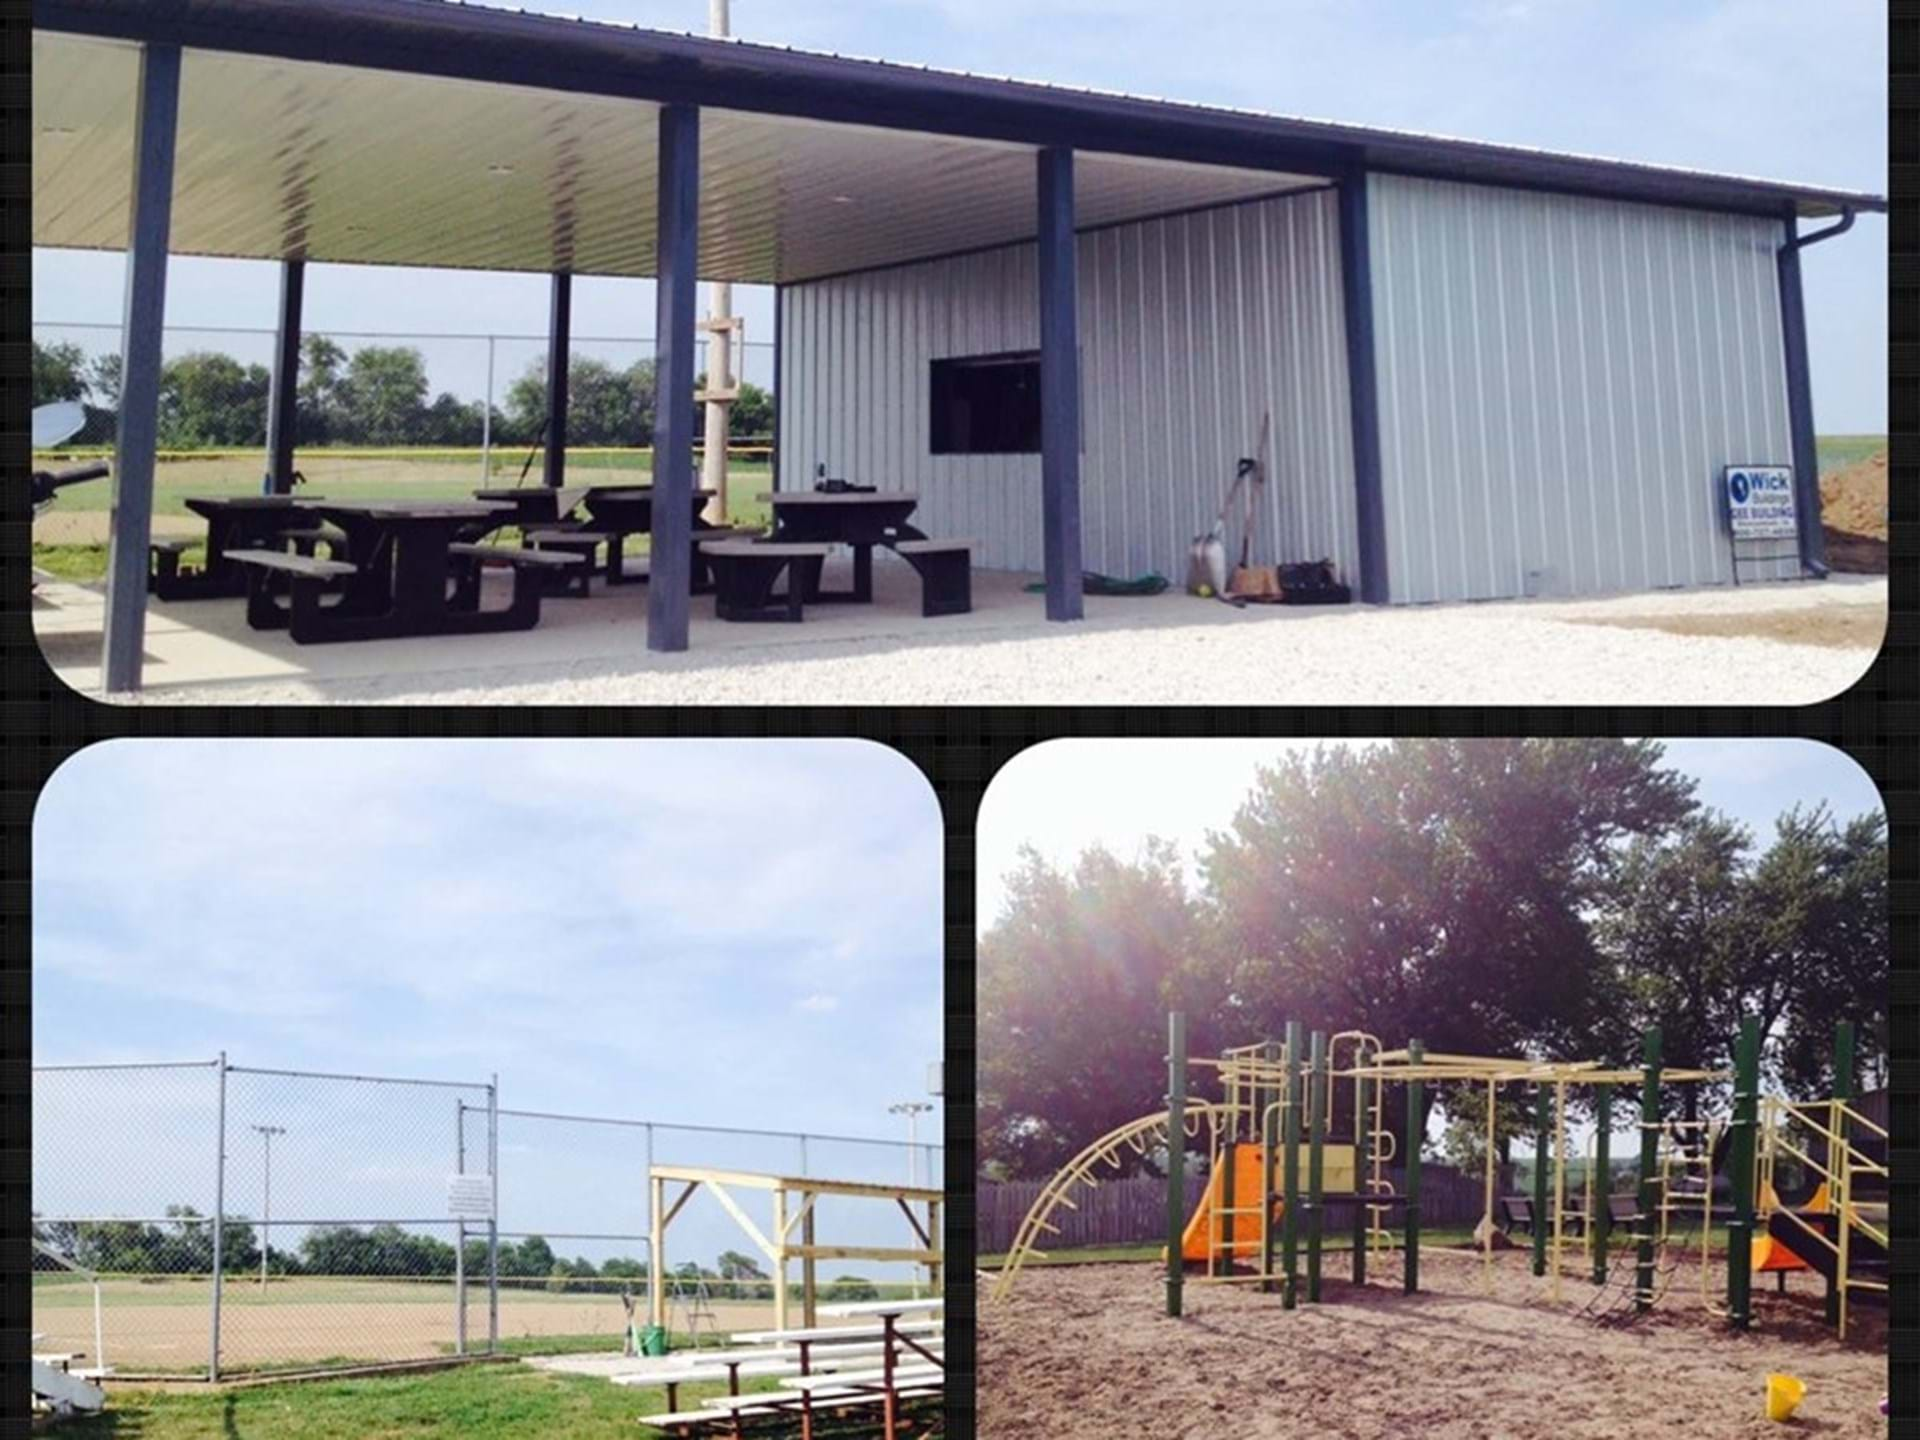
[1775,205,1855,580]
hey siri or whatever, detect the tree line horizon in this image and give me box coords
[978,739,1887,1183]
[31,335,773,451]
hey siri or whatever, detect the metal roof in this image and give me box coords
[32,0,1883,284]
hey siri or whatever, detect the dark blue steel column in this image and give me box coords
[544,271,572,489]
[103,42,182,693]
[1036,146,1084,622]
[263,258,304,494]
[648,105,700,652]
[1776,224,1827,574]
[1337,169,1390,605]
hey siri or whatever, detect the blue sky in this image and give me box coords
[33,0,1886,430]
[34,740,943,1267]
[978,738,1884,924]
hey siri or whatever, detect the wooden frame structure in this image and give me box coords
[649,1166,942,1336]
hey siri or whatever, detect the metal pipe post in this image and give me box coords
[1353,1052,1370,1285]
[102,42,182,694]
[480,336,496,482]
[544,272,571,489]
[1166,1012,1186,1318]
[1281,1020,1301,1309]
[1827,1019,1855,1329]
[1635,1028,1663,1313]
[455,1099,467,1355]
[1404,1040,1422,1295]
[1592,1083,1613,1285]
[1036,145,1085,621]
[1306,1031,1326,1302]
[210,1050,227,1380]
[488,1074,500,1350]
[648,104,701,652]
[1727,1015,1759,1329]
[1531,1086,1550,1277]
[1262,1040,1278,1293]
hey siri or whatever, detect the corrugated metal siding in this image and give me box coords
[778,188,1358,581]
[1368,173,1798,603]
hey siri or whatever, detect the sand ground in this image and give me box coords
[980,1254,1887,1439]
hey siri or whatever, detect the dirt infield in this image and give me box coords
[33,1278,783,1373]
[980,1255,1887,1439]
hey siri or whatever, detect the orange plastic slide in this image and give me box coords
[1179,1143,1282,1262]
[1751,1181,1828,1275]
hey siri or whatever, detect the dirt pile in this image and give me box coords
[1821,452,1888,573]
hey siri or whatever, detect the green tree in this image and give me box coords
[89,352,123,408]
[726,381,773,440]
[504,354,656,447]
[823,1275,880,1303]
[335,346,431,445]
[156,352,271,447]
[296,334,349,445]
[33,339,89,406]
[978,839,1198,1180]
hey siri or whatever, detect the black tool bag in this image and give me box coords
[1276,559,1352,606]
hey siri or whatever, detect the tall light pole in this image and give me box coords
[888,1102,934,1188]
[699,0,737,522]
[252,1124,286,1287]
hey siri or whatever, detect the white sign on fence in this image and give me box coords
[1724,466,1798,540]
[447,1174,494,1220]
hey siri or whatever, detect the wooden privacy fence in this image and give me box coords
[979,1165,1509,1256]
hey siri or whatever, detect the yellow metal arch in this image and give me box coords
[990,1102,1243,1305]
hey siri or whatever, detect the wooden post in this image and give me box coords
[801,1189,817,1328]
[772,1186,790,1333]
[650,1172,666,1333]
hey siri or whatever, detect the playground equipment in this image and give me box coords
[994,1013,1883,1339]
[649,1165,942,1345]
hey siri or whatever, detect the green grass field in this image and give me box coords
[30,449,775,583]
[57,1363,778,1439]
[1816,435,1886,474]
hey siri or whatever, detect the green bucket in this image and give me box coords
[640,1325,669,1357]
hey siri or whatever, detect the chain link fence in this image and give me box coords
[30,320,777,567]
[34,1058,942,1378]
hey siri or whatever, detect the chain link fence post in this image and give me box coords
[488,1074,499,1353]
[480,334,496,482]
[455,1098,467,1356]
[210,1050,228,1381]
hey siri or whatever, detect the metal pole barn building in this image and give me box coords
[31,1,1882,688]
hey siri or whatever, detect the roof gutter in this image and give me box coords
[1775,206,1857,581]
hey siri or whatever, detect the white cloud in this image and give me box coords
[796,994,841,1014]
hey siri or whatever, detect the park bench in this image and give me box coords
[522,529,610,596]
[891,539,974,616]
[1498,1196,1535,1236]
[447,543,587,615]
[226,549,360,640]
[700,541,833,623]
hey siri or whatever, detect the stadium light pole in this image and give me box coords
[888,1102,934,1187]
[252,1125,286,1287]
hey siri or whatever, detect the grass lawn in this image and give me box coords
[1816,434,1886,474]
[59,1362,763,1439]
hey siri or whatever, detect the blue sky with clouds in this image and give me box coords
[33,0,1886,430]
[35,740,943,1137]
[978,738,1884,924]
[35,739,944,1269]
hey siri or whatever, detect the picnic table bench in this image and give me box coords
[151,495,340,601]
[700,541,833,623]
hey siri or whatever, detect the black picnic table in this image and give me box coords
[152,494,329,600]
[761,490,926,603]
[301,499,521,639]
[472,485,586,528]
[578,486,718,584]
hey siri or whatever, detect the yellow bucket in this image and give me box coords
[1766,1373,1807,1422]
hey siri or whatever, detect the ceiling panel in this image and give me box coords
[32,32,1327,284]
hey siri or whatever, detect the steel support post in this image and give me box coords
[263,258,304,494]
[1337,168,1390,604]
[1636,1028,1663,1313]
[102,42,182,694]
[488,1074,500,1350]
[1404,1041,1423,1295]
[1532,1086,1551,1277]
[544,272,572,488]
[455,1099,467,1355]
[1262,1039,1279,1293]
[648,104,700,652]
[1036,145,1084,621]
[1727,1015,1759,1329]
[1592,1083,1613,1286]
[1281,1020,1301,1309]
[1306,1031,1326,1302]
[210,1050,227,1380]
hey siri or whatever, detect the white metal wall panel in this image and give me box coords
[1367,173,1797,603]
[778,188,1359,582]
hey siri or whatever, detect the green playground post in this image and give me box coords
[1281,1020,1301,1309]
[1531,1084,1551,1278]
[1307,1030,1327,1302]
[1404,1039,1423,1295]
[1166,1011,1186,1318]
[1592,1082,1613,1286]
[1826,1019,1855,1329]
[1727,1014,1759,1330]
[1262,1039,1279,1294]
[1636,1026,1663,1314]
[1353,1044,1370,1286]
